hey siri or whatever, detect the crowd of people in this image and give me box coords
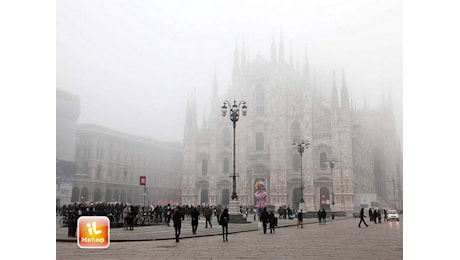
[57,202,232,229]
[58,201,346,241]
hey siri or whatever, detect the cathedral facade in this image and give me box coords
[181,35,402,213]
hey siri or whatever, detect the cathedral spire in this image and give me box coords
[271,28,277,65]
[332,70,339,111]
[341,69,350,110]
[213,67,218,99]
[279,26,285,64]
[304,47,311,84]
[241,36,246,72]
[232,39,239,87]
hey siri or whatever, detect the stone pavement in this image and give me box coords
[56,216,403,259]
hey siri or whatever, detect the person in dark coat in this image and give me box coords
[190,206,199,235]
[297,209,303,228]
[268,210,276,234]
[321,208,327,224]
[219,208,229,242]
[260,207,270,234]
[358,207,369,228]
[172,206,184,242]
[317,209,322,224]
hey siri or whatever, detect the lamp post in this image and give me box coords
[221,100,247,201]
[292,139,310,208]
[325,158,339,206]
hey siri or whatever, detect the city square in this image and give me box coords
[56,216,403,259]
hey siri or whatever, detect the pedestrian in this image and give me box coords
[317,209,322,224]
[123,205,129,230]
[358,207,369,228]
[204,205,213,228]
[190,206,199,235]
[373,209,378,224]
[384,209,388,222]
[260,207,269,234]
[268,210,276,234]
[166,204,172,226]
[321,208,327,224]
[368,208,373,222]
[377,209,382,224]
[219,208,229,242]
[128,205,135,230]
[172,206,184,242]
[297,209,303,228]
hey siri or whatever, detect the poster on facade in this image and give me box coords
[139,176,146,185]
[254,178,268,209]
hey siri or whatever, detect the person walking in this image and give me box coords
[358,207,369,228]
[260,207,269,234]
[219,208,229,242]
[297,209,303,228]
[204,205,213,228]
[190,206,199,235]
[384,208,388,222]
[268,210,276,234]
[172,206,184,242]
[321,208,327,224]
[317,209,322,224]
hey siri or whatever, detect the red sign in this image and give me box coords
[139,176,146,185]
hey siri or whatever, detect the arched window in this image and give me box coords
[202,159,208,175]
[223,128,231,147]
[256,132,264,151]
[255,86,265,115]
[223,157,229,175]
[320,152,328,169]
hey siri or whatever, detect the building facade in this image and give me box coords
[71,124,183,206]
[56,89,81,206]
[181,35,402,213]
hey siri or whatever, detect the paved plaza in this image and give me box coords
[56,216,403,259]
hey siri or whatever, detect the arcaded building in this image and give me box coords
[71,124,183,205]
[180,34,402,213]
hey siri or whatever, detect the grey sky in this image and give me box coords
[57,0,402,143]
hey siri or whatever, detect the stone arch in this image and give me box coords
[93,188,102,202]
[319,187,331,211]
[81,187,89,202]
[105,189,112,202]
[71,186,80,202]
[196,180,209,205]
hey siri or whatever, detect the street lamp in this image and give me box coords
[222,100,247,201]
[325,158,339,206]
[292,139,310,206]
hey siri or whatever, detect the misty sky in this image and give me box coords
[57,0,402,143]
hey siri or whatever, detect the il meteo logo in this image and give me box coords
[77,216,110,249]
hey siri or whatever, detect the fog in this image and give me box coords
[57,0,402,143]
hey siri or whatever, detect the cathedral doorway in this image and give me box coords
[201,189,209,205]
[293,188,302,209]
[71,186,80,202]
[93,188,102,202]
[222,189,230,207]
[319,187,331,211]
[81,187,89,202]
